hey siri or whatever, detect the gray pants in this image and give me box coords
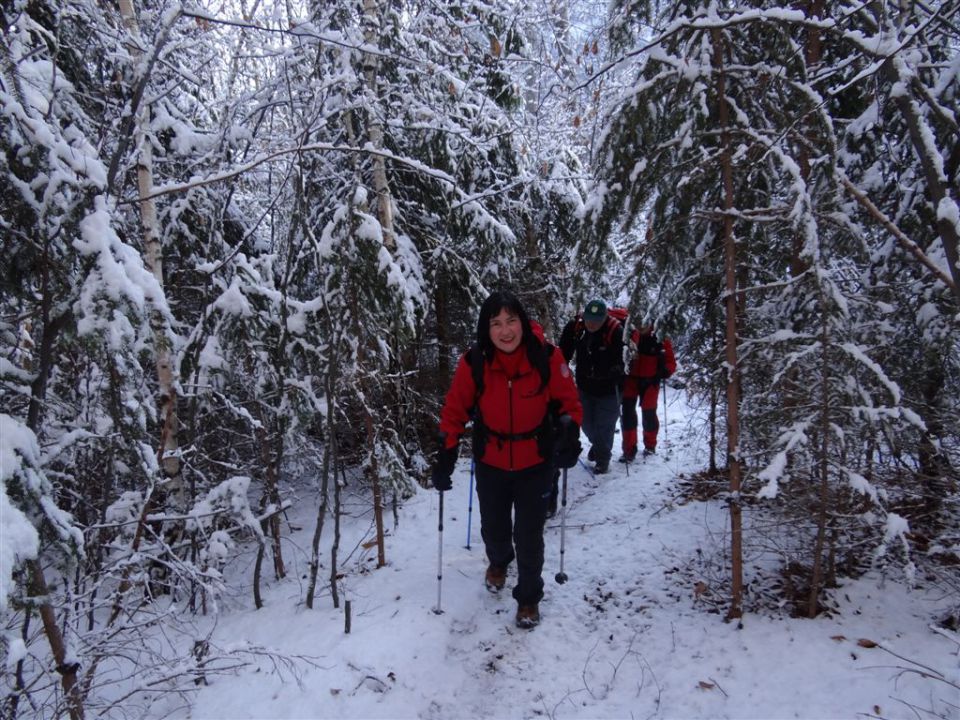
[579,388,621,464]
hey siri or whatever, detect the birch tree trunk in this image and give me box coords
[361,0,396,252]
[358,0,399,568]
[117,0,182,508]
[712,27,744,622]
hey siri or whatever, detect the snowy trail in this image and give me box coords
[184,394,958,720]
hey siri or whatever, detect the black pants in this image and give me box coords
[476,462,552,605]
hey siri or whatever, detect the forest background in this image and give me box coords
[1,1,958,718]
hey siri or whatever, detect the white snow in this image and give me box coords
[0,418,41,613]
[1,414,83,612]
[175,393,957,720]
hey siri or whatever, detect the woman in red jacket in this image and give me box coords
[432,291,582,629]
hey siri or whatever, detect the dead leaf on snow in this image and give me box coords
[698,681,715,691]
[830,635,846,642]
[857,638,879,648]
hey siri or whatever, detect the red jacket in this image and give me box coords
[627,334,676,380]
[439,343,582,471]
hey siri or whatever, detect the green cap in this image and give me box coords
[583,300,607,322]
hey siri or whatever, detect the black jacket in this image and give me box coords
[559,316,625,396]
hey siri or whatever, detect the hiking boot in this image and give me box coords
[619,447,638,463]
[484,565,507,593]
[594,459,609,474]
[515,603,540,629]
[587,446,596,462]
[545,494,558,519]
[642,447,656,457]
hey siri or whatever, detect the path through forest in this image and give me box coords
[183,392,958,720]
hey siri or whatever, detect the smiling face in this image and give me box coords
[489,307,523,354]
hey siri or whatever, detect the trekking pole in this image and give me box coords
[434,491,444,614]
[662,380,668,445]
[619,394,631,478]
[621,412,630,477]
[465,458,475,549]
[554,468,569,584]
[621,314,634,476]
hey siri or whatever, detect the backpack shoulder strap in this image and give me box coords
[467,343,484,401]
[574,316,584,341]
[531,340,553,394]
[470,340,554,398]
[603,315,622,346]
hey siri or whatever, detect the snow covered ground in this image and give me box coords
[180,391,959,720]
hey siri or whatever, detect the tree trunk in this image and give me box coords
[28,560,84,720]
[6,614,30,718]
[117,0,182,508]
[712,27,744,622]
[783,0,823,412]
[918,356,955,513]
[253,539,265,610]
[709,326,719,476]
[365,409,387,568]
[846,5,960,310]
[348,7,393,567]
[807,309,831,618]
[881,57,960,307]
[18,259,80,716]
[361,0,396,251]
[306,371,336,609]
[435,284,450,384]
[255,421,287,580]
[331,447,343,609]
[26,255,70,432]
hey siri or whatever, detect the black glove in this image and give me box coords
[553,415,582,469]
[431,435,458,491]
[656,350,672,380]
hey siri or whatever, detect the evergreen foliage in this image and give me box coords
[0,0,957,715]
[591,0,959,615]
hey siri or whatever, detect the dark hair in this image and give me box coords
[475,290,550,392]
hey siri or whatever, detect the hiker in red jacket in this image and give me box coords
[620,323,676,461]
[431,290,582,629]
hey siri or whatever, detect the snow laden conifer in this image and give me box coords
[0,3,298,715]
[588,0,956,616]
[826,0,960,517]
[0,4,167,712]
[506,1,601,332]
[383,0,542,357]
[0,414,84,611]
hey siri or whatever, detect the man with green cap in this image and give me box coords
[558,300,626,474]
